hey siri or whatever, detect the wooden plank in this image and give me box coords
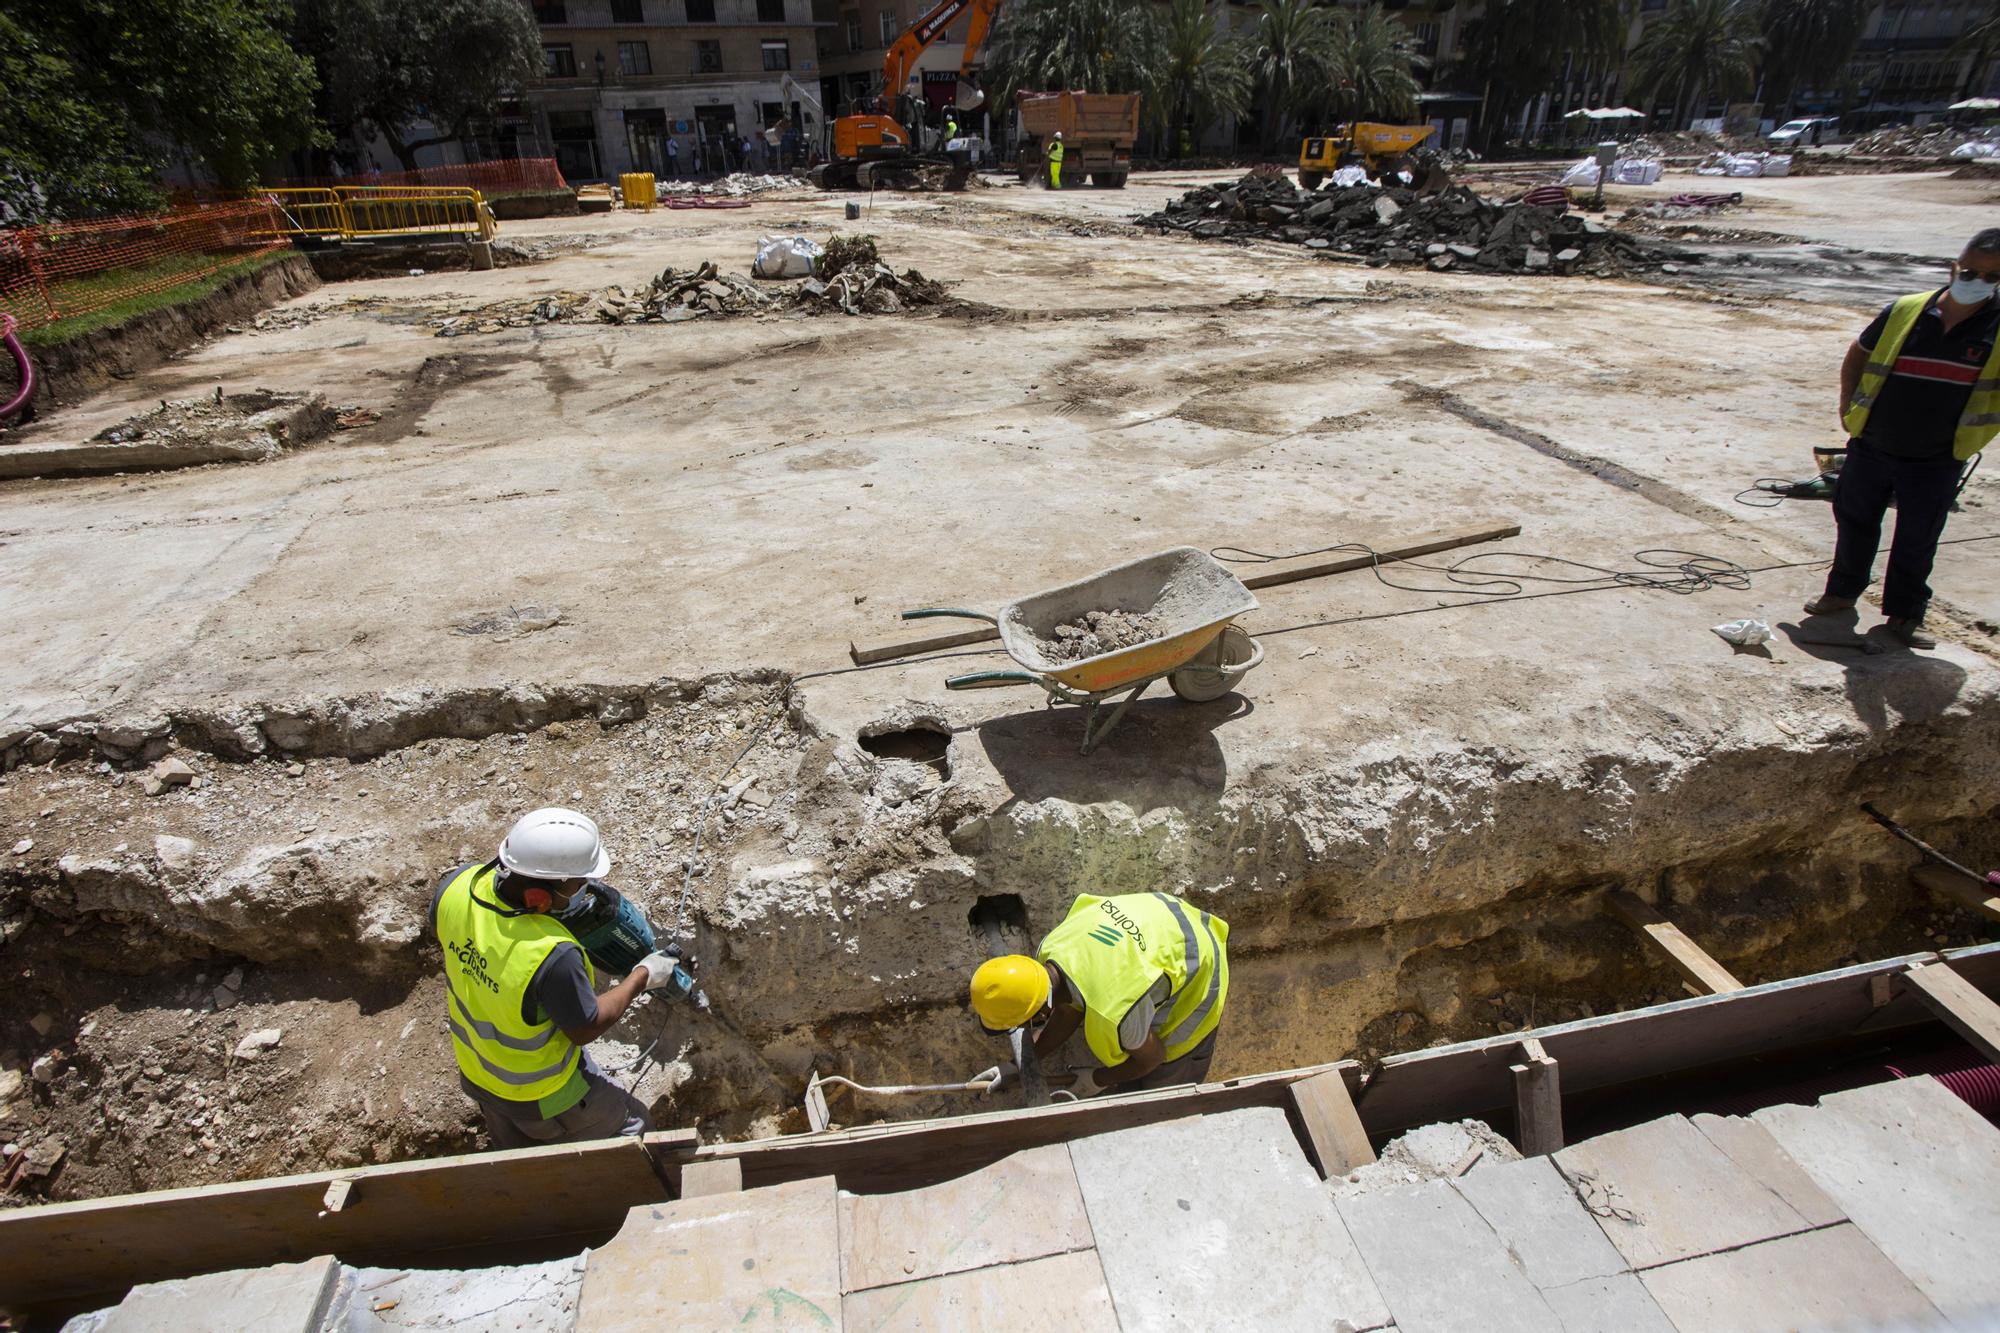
[1606,890,1745,995]
[0,1131,691,1312]
[1911,862,2000,925]
[845,521,1521,665]
[678,1158,742,1198]
[1288,1068,1376,1179]
[1903,962,2000,1064]
[1510,1039,1564,1157]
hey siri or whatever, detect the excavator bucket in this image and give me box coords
[955,76,986,112]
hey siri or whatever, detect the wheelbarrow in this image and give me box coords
[904,547,1264,754]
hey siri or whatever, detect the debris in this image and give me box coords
[30,1053,59,1084]
[151,758,197,788]
[1852,123,1996,159]
[18,1139,65,1182]
[234,1028,284,1061]
[753,235,823,279]
[1038,609,1165,664]
[28,1013,54,1038]
[213,986,239,1012]
[154,834,197,870]
[9,839,29,855]
[0,1070,20,1104]
[1712,618,1773,647]
[334,408,381,431]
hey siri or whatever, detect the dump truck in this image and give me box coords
[1016,92,1140,189]
[1299,122,1436,188]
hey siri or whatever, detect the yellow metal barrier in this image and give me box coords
[250,185,496,243]
[619,173,657,210]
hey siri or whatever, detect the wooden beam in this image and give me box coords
[1509,1039,1563,1157]
[845,521,1521,665]
[1605,890,1745,996]
[1289,1068,1377,1180]
[678,1159,744,1198]
[1911,863,2000,926]
[1903,962,2000,1064]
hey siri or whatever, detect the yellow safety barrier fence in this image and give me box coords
[619,173,658,210]
[251,186,496,243]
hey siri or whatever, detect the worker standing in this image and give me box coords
[431,808,683,1149]
[1808,227,2000,647]
[944,111,959,148]
[1047,131,1064,189]
[969,892,1228,1096]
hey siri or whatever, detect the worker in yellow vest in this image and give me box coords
[1047,131,1065,190]
[431,808,682,1148]
[969,892,1228,1095]
[1807,228,2000,648]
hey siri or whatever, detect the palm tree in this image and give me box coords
[1247,0,1335,152]
[1757,0,1866,120]
[1150,0,1253,157]
[1452,0,1630,151]
[982,0,1165,106]
[1315,5,1427,124]
[1952,7,2000,100]
[1628,0,1762,130]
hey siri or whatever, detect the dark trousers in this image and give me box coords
[479,1068,650,1150]
[1121,1030,1219,1092]
[1825,440,1964,621]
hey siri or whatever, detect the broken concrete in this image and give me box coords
[0,392,335,480]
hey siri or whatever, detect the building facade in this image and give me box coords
[809,1,981,139]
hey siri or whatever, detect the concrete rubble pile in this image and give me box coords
[684,172,803,197]
[1138,173,1673,276]
[1851,123,1989,158]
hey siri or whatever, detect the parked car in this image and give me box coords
[1768,117,1839,148]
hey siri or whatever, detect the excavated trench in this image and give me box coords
[2,671,1998,1204]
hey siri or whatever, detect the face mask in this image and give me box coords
[1949,273,1998,304]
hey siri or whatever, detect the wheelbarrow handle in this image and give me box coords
[946,670,1041,690]
[902,607,999,624]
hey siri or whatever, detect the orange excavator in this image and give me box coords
[812,0,1001,191]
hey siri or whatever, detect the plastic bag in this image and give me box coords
[1613,158,1663,185]
[1559,158,1601,187]
[1712,618,1773,647]
[753,234,822,279]
[1331,164,1369,188]
[1760,154,1792,177]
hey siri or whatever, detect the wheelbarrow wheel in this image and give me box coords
[1170,625,1263,703]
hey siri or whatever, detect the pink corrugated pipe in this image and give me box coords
[1,312,35,424]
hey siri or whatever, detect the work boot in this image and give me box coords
[1883,618,1936,650]
[1802,593,1857,616]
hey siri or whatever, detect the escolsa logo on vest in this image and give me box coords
[449,937,502,994]
[1097,898,1146,950]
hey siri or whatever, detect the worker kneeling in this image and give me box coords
[432,808,684,1148]
[971,892,1228,1097]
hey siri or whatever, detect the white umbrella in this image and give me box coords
[1950,97,2000,111]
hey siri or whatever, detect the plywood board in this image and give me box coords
[1337,1180,1563,1332]
[1637,1223,1938,1333]
[838,1144,1094,1294]
[1903,961,2000,1063]
[1289,1068,1375,1178]
[841,1248,1117,1333]
[1604,890,1744,994]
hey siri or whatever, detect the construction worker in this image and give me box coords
[431,808,682,1149]
[943,111,959,147]
[1047,131,1065,189]
[969,892,1228,1095]
[1809,227,2000,648]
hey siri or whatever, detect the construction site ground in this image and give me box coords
[5,167,2000,1205]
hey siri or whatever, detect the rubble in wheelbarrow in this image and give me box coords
[1038,609,1166,664]
[1135,174,1681,277]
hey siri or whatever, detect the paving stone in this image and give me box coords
[1070,1107,1390,1332]
[1552,1113,1812,1269]
[1337,1179,1561,1333]
[99,1255,339,1332]
[1534,1273,1673,1333]
[1754,1075,2000,1318]
[1637,1222,1939,1332]
[841,1248,1116,1332]
[840,1143,1094,1293]
[1689,1112,1844,1227]
[326,1256,583,1330]
[1452,1156,1627,1288]
[576,1176,841,1332]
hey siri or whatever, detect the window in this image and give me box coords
[757,0,786,19]
[695,39,723,72]
[618,40,652,75]
[543,43,577,78]
[761,39,790,71]
[686,0,716,20]
[880,8,898,45]
[610,0,643,20]
[1411,20,1437,57]
[761,100,785,125]
[532,0,567,23]
[846,14,862,50]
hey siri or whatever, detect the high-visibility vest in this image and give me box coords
[1038,892,1228,1068]
[1048,139,1065,164]
[1844,290,2000,461]
[437,862,592,1116]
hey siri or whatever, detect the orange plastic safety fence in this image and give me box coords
[276,156,568,196]
[0,201,287,332]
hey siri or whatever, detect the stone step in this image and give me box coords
[1635,1221,1939,1332]
[66,1256,341,1333]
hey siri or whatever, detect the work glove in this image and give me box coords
[634,951,681,991]
[1054,1065,1104,1101]
[969,1061,1017,1091]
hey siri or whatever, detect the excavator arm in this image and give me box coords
[880,0,1002,109]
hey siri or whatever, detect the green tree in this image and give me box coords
[1311,5,1426,125]
[983,0,1165,106]
[1756,0,1866,119]
[1953,7,2000,100]
[296,0,540,173]
[0,0,319,222]
[1628,0,1763,129]
[1452,0,1630,150]
[1247,0,1335,151]
[1150,0,1252,156]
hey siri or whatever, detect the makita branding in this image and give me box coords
[448,937,501,994]
[1097,899,1146,950]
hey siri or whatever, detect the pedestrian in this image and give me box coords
[431,808,684,1149]
[765,121,782,172]
[968,892,1228,1097]
[741,134,755,173]
[1807,227,2000,647]
[664,135,680,179]
[1047,130,1064,189]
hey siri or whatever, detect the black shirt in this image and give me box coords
[1856,291,2000,459]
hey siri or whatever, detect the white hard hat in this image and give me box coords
[499,808,611,879]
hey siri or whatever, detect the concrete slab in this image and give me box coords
[1552,1113,1814,1270]
[1754,1075,2000,1318]
[1688,1111,1846,1228]
[1637,1222,1940,1333]
[97,1254,339,1332]
[840,1249,1117,1333]
[327,1257,584,1331]
[1069,1107,1390,1332]
[1451,1156,1628,1289]
[1336,1179,1560,1333]
[575,1176,841,1332]
[1534,1274,1674,1333]
[838,1143,1095,1293]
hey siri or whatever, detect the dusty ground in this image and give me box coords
[4,168,1999,1203]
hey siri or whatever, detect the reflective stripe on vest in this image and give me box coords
[1038,892,1230,1067]
[436,863,592,1113]
[1844,290,2000,461]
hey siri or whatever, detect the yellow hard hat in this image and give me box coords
[970,955,1051,1031]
